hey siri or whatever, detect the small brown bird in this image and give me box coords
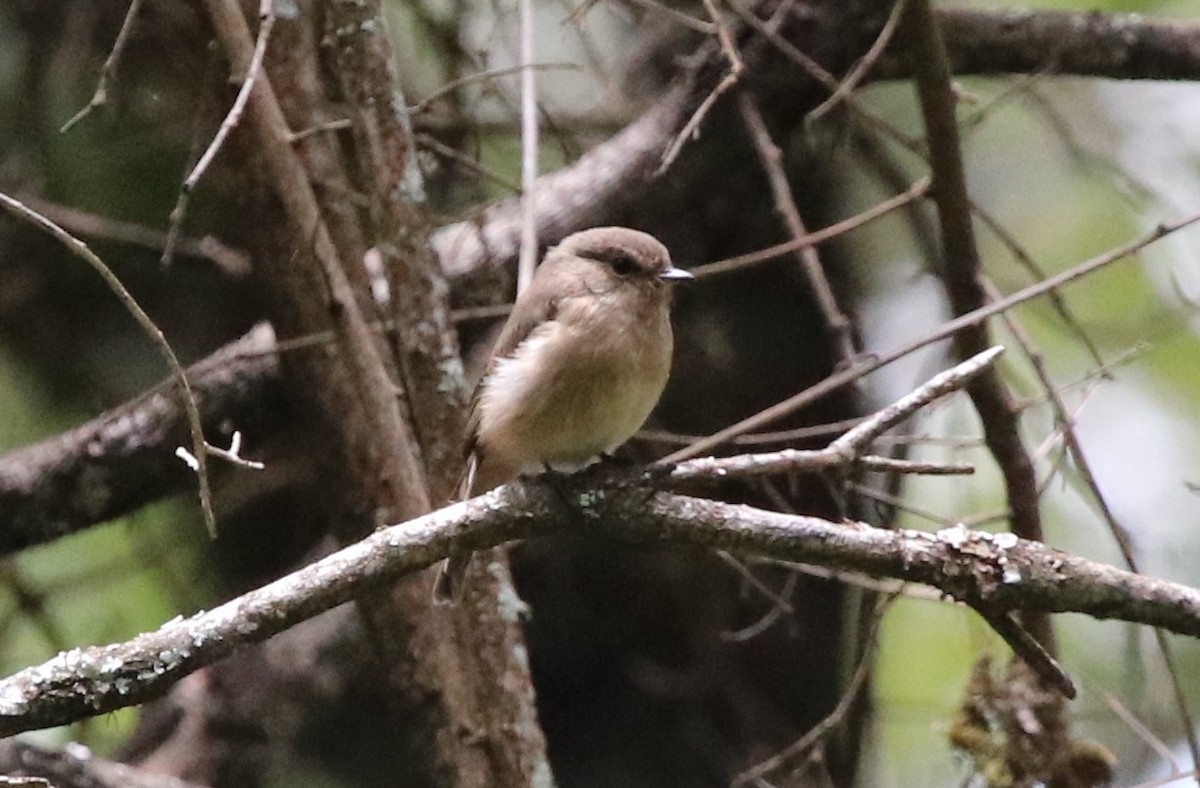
[438,226,692,598]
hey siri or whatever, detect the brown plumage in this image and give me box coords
[438,226,692,599]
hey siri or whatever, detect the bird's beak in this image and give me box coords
[658,266,694,282]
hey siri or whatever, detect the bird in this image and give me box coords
[437,226,693,599]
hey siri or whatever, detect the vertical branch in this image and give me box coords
[320,2,552,786]
[0,192,216,540]
[899,0,1068,764]
[60,0,147,132]
[738,93,858,369]
[899,0,1049,643]
[517,0,539,293]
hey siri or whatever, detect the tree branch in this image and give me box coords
[0,739,206,788]
[2,475,1199,738]
[0,324,285,555]
[936,8,1200,82]
[436,6,1200,279]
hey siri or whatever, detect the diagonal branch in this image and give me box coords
[900,0,1046,597]
[3,475,1200,738]
[0,324,284,555]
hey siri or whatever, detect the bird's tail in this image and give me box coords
[432,455,481,602]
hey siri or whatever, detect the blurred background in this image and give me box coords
[2,0,1200,785]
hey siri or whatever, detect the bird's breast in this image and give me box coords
[475,297,673,476]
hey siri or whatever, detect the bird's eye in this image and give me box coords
[606,254,637,277]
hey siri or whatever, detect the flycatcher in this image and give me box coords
[438,226,692,598]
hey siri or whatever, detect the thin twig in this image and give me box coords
[833,347,1003,455]
[0,192,217,538]
[972,203,1106,370]
[1105,694,1179,774]
[517,0,539,293]
[980,610,1074,698]
[163,0,276,266]
[60,0,147,133]
[739,92,858,368]
[409,62,579,114]
[733,0,1103,377]
[901,0,1046,552]
[720,569,797,642]
[733,596,892,785]
[662,206,1200,463]
[15,195,251,277]
[416,133,523,193]
[808,0,907,121]
[669,348,1001,482]
[625,0,717,33]
[656,0,743,174]
[691,178,929,279]
[638,416,867,447]
[285,117,353,142]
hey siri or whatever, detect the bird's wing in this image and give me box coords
[461,274,562,473]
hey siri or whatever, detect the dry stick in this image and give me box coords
[849,481,958,528]
[1105,694,1180,774]
[516,0,539,293]
[639,416,868,447]
[728,0,919,152]
[285,117,352,143]
[730,1,1102,370]
[663,206,1200,464]
[416,133,523,193]
[60,0,146,133]
[669,346,1002,482]
[988,278,1200,773]
[408,62,579,114]
[656,0,744,174]
[201,0,433,513]
[0,192,217,539]
[808,0,908,122]
[626,0,717,34]
[8,478,1200,737]
[733,596,892,786]
[913,0,1066,697]
[691,178,930,279]
[162,0,276,266]
[738,93,858,368]
[985,280,1131,558]
[720,569,798,643]
[971,201,1106,370]
[16,195,251,277]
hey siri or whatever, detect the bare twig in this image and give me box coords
[738,92,857,368]
[163,0,276,266]
[0,739,205,788]
[15,195,251,277]
[690,179,930,279]
[624,0,717,34]
[1105,694,1179,774]
[517,0,540,292]
[409,62,579,114]
[60,0,147,133]
[809,0,907,121]
[656,0,744,174]
[669,347,1002,482]
[993,282,1200,776]
[971,202,1105,370]
[416,133,523,193]
[901,0,1045,552]
[0,191,217,539]
[733,596,891,785]
[0,324,283,554]
[663,206,1200,463]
